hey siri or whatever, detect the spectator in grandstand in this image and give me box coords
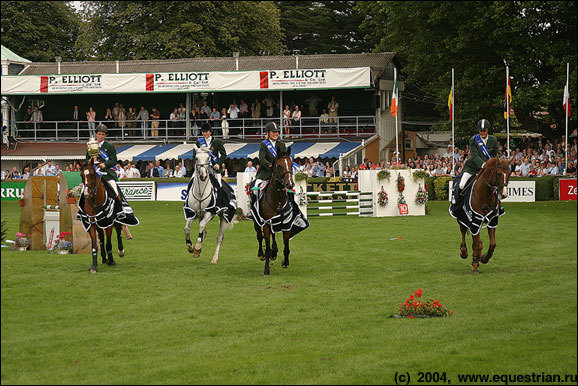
[54,164,62,176]
[305,93,321,116]
[251,98,262,120]
[136,106,149,138]
[150,107,161,137]
[323,161,333,177]
[146,161,159,178]
[565,160,576,176]
[513,159,523,176]
[291,105,302,133]
[201,100,212,117]
[69,105,82,123]
[119,104,127,129]
[520,157,531,176]
[22,167,30,179]
[32,162,44,176]
[320,108,330,127]
[170,108,180,130]
[177,161,187,178]
[104,107,114,125]
[115,162,126,179]
[164,164,173,178]
[244,160,257,173]
[312,159,324,177]
[328,96,339,126]
[11,167,21,179]
[45,161,57,176]
[262,94,274,118]
[221,108,229,139]
[283,105,292,136]
[239,99,249,118]
[342,165,352,178]
[199,104,209,124]
[173,165,182,178]
[112,102,120,127]
[156,160,164,178]
[86,107,96,137]
[126,163,141,179]
[228,103,240,135]
[127,107,137,135]
[31,106,43,123]
[222,163,229,178]
[210,107,221,128]
[25,106,33,123]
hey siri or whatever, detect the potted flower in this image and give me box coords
[377,170,391,181]
[67,185,83,204]
[12,232,30,251]
[377,187,389,207]
[415,184,428,204]
[397,173,408,215]
[54,232,73,254]
[393,289,453,318]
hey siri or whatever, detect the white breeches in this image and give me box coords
[459,172,473,189]
[107,179,120,197]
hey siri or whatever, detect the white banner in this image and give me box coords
[118,181,156,201]
[1,67,370,95]
[449,180,535,202]
[156,182,237,201]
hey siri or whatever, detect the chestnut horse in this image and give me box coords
[456,157,511,273]
[253,150,297,276]
[80,158,125,273]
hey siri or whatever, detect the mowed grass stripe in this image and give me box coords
[1,200,576,384]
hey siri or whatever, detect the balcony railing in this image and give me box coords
[9,116,376,142]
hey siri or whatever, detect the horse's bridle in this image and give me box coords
[263,157,294,213]
[191,162,213,203]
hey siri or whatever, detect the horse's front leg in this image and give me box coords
[271,232,278,261]
[459,223,468,259]
[89,226,99,273]
[263,225,272,275]
[254,221,265,261]
[481,227,496,264]
[105,227,115,266]
[211,216,228,264]
[184,218,195,253]
[97,227,108,265]
[282,230,291,268]
[193,212,212,258]
[116,223,125,257]
[471,233,483,273]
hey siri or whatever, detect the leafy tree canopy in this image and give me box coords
[357,1,577,140]
[76,1,284,60]
[1,1,82,62]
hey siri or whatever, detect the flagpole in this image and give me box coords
[451,68,455,176]
[565,62,569,176]
[506,66,510,158]
[394,68,399,165]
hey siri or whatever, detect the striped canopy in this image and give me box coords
[116,142,361,162]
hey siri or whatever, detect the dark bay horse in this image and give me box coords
[80,158,125,273]
[456,157,511,273]
[253,150,297,276]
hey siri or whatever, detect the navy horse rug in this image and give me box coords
[183,174,237,224]
[77,183,139,231]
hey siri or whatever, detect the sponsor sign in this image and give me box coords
[156,182,238,201]
[559,178,577,201]
[398,203,409,215]
[1,67,370,95]
[117,181,155,201]
[449,180,536,202]
[307,181,357,193]
[1,182,26,201]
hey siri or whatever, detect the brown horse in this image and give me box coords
[253,150,296,276]
[457,157,511,273]
[80,158,125,273]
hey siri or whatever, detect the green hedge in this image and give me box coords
[433,177,453,201]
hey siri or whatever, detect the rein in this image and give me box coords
[264,158,293,213]
[191,163,213,204]
[473,161,508,212]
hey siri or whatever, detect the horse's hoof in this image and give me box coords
[460,253,468,259]
[471,270,480,274]
[118,250,125,257]
[90,267,98,273]
[282,263,289,268]
[102,259,108,265]
[269,261,274,269]
[108,260,116,266]
[481,254,491,264]
[258,254,266,261]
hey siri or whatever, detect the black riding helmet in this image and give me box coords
[477,119,491,131]
[201,123,213,132]
[95,123,108,134]
[265,122,280,132]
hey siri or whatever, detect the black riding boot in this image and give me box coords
[115,196,126,219]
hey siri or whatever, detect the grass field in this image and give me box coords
[1,200,577,385]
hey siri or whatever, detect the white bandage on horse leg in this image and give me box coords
[459,172,473,189]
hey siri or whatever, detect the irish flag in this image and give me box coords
[504,77,512,119]
[448,87,453,121]
[563,84,571,117]
[390,70,398,117]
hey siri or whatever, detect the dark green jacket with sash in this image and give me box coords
[86,140,118,182]
[255,140,287,180]
[463,134,499,174]
[195,136,226,173]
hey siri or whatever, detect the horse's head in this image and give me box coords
[79,157,104,202]
[481,157,511,199]
[194,146,211,181]
[272,147,294,191]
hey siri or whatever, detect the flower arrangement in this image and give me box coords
[397,174,405,193]
[236,207,247,221]
[396,288,453,318]
[377,170,391,180]
[415,184,428,204]
[377,187,389,207]
[245,183,251,196]
[54,232,73,254]
[12,232,31,251]
[68,185,83,198]
[294,172,308,182]
[296,191,308,206]
[412,170,428,181]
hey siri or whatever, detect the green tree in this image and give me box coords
[1,1,82,62]
[76,1,284,60]
[357,1,577,140]
[278,1,373,54]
